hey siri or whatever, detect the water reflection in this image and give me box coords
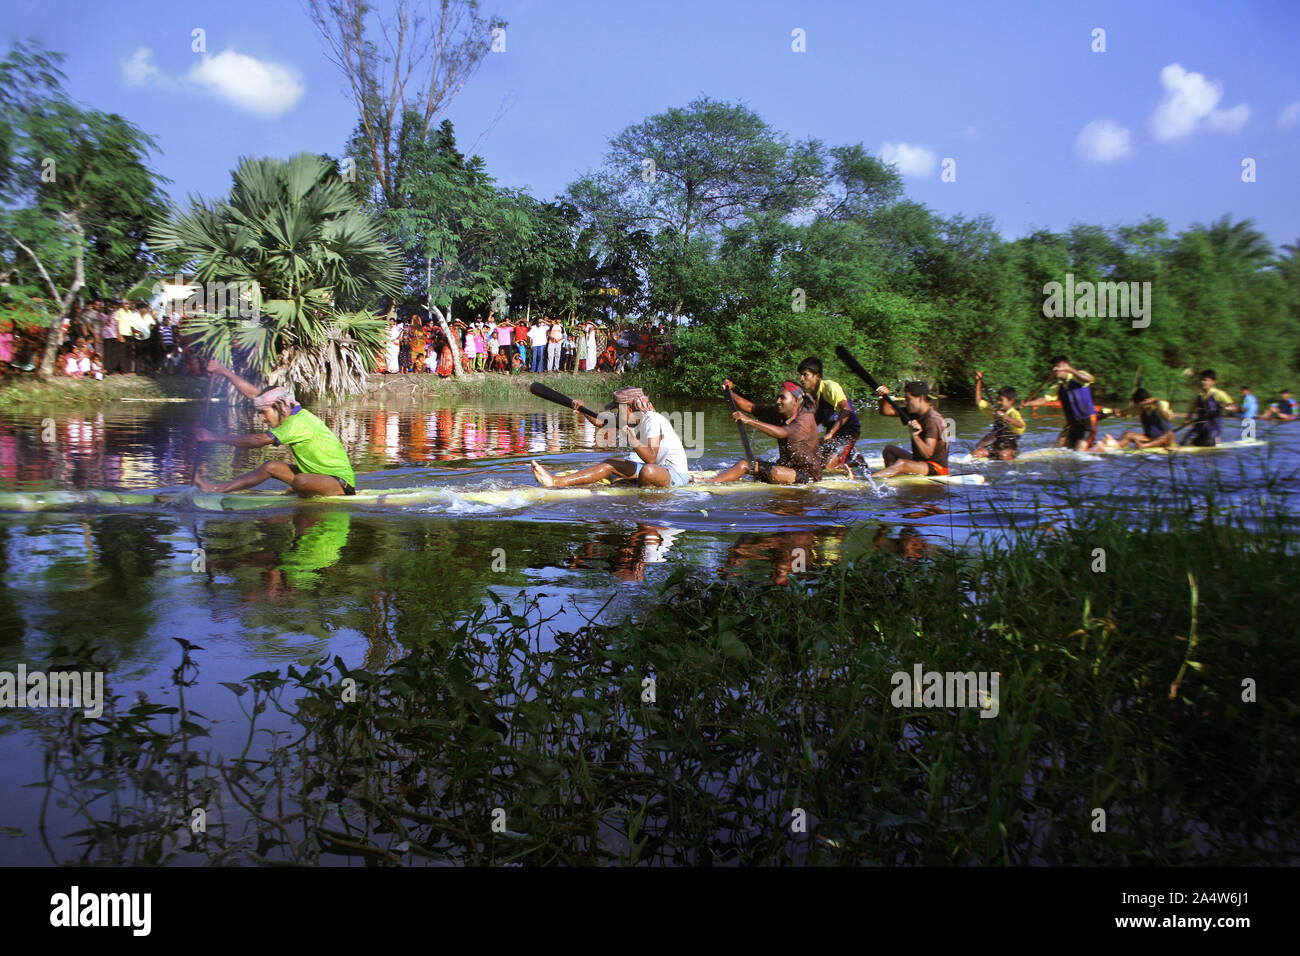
[566,523,682,582]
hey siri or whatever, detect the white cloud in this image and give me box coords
[1279,98,1300,129]
[120,46,304,118]
[879,142,937,177]
[122,47,165,87]
[1151,63,1250,141]
[186,50,305,118]
[1075,119,1132,163]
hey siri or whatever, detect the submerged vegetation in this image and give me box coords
[16,487,1297,866]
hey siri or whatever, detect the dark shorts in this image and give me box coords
[882,446,948,475]
[755,460,812,485]
[1062,420,1093,447]
[288,464,356,495]
[1185,421,1220,448]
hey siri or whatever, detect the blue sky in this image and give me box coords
[6,0,1299,246]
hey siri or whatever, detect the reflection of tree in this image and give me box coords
[0,524,25,644]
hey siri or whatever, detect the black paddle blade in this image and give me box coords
[834,345,880,391]
[834,345,911,423]
[529,381,602,420]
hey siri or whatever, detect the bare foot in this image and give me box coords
[194,469,216,493]
[530,460,555,488]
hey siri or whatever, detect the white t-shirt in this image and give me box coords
[629,411,689,474]
[528,324,547,347]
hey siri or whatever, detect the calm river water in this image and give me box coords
[0,382,1296,863]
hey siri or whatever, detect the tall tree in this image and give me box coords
[382,116,531,375]
[568,96,826,316]
[308,0,506,211]
[0,41,169,377]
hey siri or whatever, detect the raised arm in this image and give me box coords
[206,359,261,401]
[721,379,757,414]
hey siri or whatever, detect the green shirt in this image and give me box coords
[268,407,355,487]
[279,512,350,588]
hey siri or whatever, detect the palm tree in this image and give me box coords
[1190,215,1275,272]
[149,153,403,397]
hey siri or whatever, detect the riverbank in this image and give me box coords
[0,373,209,409]
[360,370,628,404]
[0,367,674,410]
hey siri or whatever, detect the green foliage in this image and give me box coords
[21,486,1298,865]
[150,153,403,397]
[669,310,870,399]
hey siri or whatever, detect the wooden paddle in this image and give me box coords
[723,385,755,465]
[529,381,603,422]
[190,373,216,484]
[833,345,913,424]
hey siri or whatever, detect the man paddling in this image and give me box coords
[796,357,861,476]
[1023,357,1097,451]
[972,371,1025,460]
[863,382,946,481]
[194,360,356,497]
[1098,387,1177,450]
[705,379,822,485]
[1261,389,1297,421]
[529,386,690,488]
[872,381,950,479]
[1181,369,1236,447]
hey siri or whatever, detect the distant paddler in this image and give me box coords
[872,381,950,479]
[971,371,1025,460]
[1022,356,1097,451]
[1097,387,1177,450]
[704,379,823,485]
[1178,369,1237,447]
[529,386,690,488]
[194,360,356,497]
[1261,389,1297,422]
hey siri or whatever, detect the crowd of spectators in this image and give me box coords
[378,311,674,375]
[0,299,199,377]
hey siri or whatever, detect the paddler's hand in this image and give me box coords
[975,370,984,383]
[731,410,749,426]
[907,418,922,434]
[196,428,217,443]
[205,359,226,375]
[721,378,735,392]
[876,385,891,397]
[571,399,582,411]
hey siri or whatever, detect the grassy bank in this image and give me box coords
[23,485,1297,865]
[0,373,209,409]
[357,368,673,405]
